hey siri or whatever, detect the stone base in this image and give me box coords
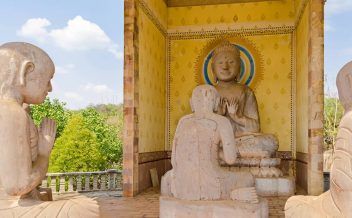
[255,176,295,197]
[160,196,268,218]
[0,195,99,217]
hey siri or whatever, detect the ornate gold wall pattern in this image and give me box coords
[138,3,167,153]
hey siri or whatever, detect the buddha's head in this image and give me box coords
[0,42,54,104]
[211,40,241,83]
[337,61,352,112]
[190,85,219,113]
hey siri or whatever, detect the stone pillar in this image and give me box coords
[307,0,324,195]
[123,0,140,197]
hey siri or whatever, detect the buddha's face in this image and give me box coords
[22,64,54,104]
[212,51,241,82]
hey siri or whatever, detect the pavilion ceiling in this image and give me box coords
[166,0,282,7]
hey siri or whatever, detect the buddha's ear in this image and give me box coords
[19,60,35,86]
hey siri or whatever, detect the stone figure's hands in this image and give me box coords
[216,97,227,115]
[38,118,57,157]
[226,98,238,114]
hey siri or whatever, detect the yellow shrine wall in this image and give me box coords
[168,35,293,152]
[167,1,295,28]
[166,1,296,152]
[137,2,167,153]
[295,1,309,154]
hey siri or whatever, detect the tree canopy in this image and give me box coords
[30,98,70,137]
[49,114,104,172]
[30,98,123,172]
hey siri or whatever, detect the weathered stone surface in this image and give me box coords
[161,85,268,217]
[285,61,352,217]
[0,42,99,217]
[0,195,99,218]
[255,177,295,197]
[0,42,56,199]
[160,196,268,218]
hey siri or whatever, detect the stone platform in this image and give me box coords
[160,196,268,218]
[256,177,295,197]
[0,194,99,218]
[222,157,295,197]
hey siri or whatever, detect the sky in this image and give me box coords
[0,1,349,108]
[0,0,124,109]
[324,0,352,96]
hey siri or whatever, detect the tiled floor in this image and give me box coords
[89,188,290,218]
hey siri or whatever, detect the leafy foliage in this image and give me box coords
[30,98,123,172]
[80,107,123,169]
[30,98,70,137]
[324,97,344,150]
[48,114,104,172]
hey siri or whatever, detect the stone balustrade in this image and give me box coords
[41,169,122,193]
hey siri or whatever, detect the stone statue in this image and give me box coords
[0,42,56,199]
[160,85,268,217]
[0,42,99,217]
[285,61,352,217]
[211,41,278,158]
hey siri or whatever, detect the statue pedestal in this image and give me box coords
[222,158,296,197]
[160,196,268,218]
[256,176,295,196]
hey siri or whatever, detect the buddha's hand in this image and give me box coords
[216,97,227,115]
[226,98,240,119]
[38,118,57,157]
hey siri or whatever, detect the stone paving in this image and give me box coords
[72,188,290,218]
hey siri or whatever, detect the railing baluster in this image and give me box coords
[100,174,106,191]
[93,175,98,190]
[43,170,121,193]
[59,176,65,193]
[68,176,74,192]
[77,175,82,192]
[85,175,90,191]
[108,170,114,190]
[50,176,57,193]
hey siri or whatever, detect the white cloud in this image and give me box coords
[56,64,75,75]
[17,18,51,42]
[82,83,114,94]
[325,0,352,15]
[17,16,122,60]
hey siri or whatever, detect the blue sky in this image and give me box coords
[325,0,352,96]
[0,1,348,108]
[0,0,124,109]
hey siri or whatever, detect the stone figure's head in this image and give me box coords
[190,85,219,113]
[337,61,352,112]
[211,40,241,83]
[0,42,54,104]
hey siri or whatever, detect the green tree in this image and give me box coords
[324,97,344,150]
[49,114,104,172]
[81,107,123,169]
[30,98,70,137]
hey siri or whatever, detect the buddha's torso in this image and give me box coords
[215,83,247,115]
